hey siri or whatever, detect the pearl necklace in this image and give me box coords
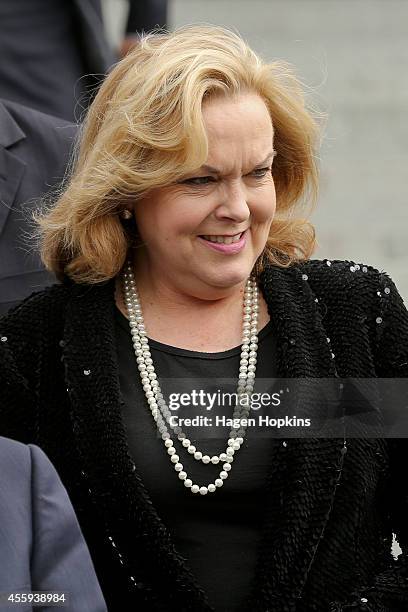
[122,261,259,495]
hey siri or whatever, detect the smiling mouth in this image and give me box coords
[199,231,245,245]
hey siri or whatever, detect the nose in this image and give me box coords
[213,181,250,224]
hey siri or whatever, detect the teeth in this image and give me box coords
[202,233,243,244]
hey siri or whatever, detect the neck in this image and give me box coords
[131,253,249,313]
[115,258,269,352]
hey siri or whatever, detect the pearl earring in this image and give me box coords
[120,209,133,220]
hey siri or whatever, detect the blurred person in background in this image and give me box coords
[0,0,167,123]
[120,0,168,57]
[0,98,77,315]
[0,1,166,313]
[0,0,114,122]
[1,25,408,612]
[0,435,107,612]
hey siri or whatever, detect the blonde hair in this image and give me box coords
[36,24,321,283]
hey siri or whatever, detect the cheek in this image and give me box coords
[138,213,201,248]
[251,190,276,224]
[140,193,213,239]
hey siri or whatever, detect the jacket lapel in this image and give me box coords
[63,265,345,610]
[0,103,26,238]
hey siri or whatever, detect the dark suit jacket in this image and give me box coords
[0,0,115,121]
[0,436,107,612]
[0,260,407,611]
[0,99,77,315]
[126,0,168,34]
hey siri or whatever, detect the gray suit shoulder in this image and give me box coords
[0,97,78,156]
[0,434,30,463]
[1,97,77,131]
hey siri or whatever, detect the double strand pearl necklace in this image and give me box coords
[122,261,259,495]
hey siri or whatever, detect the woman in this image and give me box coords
[1,25,407,612]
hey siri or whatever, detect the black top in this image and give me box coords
[115,307,278,611]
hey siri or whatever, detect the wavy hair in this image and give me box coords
[36,25,322,283]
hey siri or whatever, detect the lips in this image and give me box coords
[200,232,244,245]
[197,229,248,254]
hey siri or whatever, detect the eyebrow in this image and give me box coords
[200,150,277,175]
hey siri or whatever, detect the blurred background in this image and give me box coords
[103,0,408,301]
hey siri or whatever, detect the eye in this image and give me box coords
[250,167,272,178]
[182,176,216,186]
[179,166,273,186]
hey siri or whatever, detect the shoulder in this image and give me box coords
[0,436,59,521]
[0,97,77,138]
[262,257,406,331]
[0,284,73,362]
[299,259,407,325]
[1,282,70,325]
[0,436,47,479]
[0,436,32,499]
[294,260,408,369]
[0,280,114,349]
[295,258,401,308]
[262,257,391,298]
[299,257,383,287]
[0,438,32,549]
[0,98,78,160]
[0,435,30,466]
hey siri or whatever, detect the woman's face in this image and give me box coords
[132,93,276,296]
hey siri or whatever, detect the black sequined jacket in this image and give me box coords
[1,259,408,612]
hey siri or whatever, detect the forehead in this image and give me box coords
[200,94,274,172]
[202,94,274,166]
[202,93,274,139]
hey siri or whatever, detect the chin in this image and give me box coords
[201,265,253,289]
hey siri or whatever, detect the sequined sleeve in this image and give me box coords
[330,268,408,611]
